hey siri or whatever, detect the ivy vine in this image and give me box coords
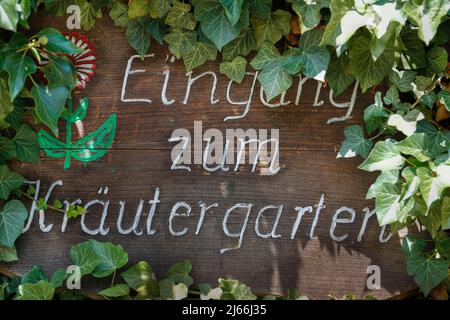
[0,0,449,299]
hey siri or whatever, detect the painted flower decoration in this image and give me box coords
[61,31,97,91]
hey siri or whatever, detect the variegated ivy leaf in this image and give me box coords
[252,9,291,48]
[182,41,217,72]
[288,0,330,30]
[417,164,450,208]
[358,140,405,172]
[366,169,399,199]
[363,92,388,134]
[387,110,425,137]
[397,133,431,162]
[374,183,402,226]
[219,56,247,83]
[371,1,407,39]
[403,0,450,45]
[337,125,373,158]
[401,167,420,201]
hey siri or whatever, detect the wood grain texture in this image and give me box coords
[4,11,416,299]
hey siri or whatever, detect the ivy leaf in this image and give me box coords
[79,0,102,30]
[337,125,373,158]
[248,0,272,18]
[164,260,193,286]
[258,60,292,101]
[121,261,159,299]
[421,92,437,109]
[128,0,148,18]
[401,236,426,257]
[289,0,330,29]
[126,17,151,59]
[199,283,223,300]
[31,84,69,136]
[164,28,197,59]
[416,121,450,157]
[4,53,37,101]
[326,52,354,96]
[159,279,188,300]
[70,241,101,276]
[358,140,405,172]
[17,280,54,300]
[398,28,427,70]
[417,164,450,208]
[406,255,448,296]
[349,35,395,92]
[252,9,291,48]
[427,47,448,73]
[99,284,130,298]
[0,137,16,163]
[219,278,257,300]
[383,86,400,107]
[0,244,18,262]
[109,0,129,28]
[50,268,68,288]
[89,240,129,278]
[374,183,402,225]
[42,55,77,90]
[165,0,196,30]
[0,199,28,248]
[367,169,399,199]
[220,56,247,83]
[389,69,417,93]
[147,0,170,19]
[299,45,329,82]
[37,28,83,54]
[387,110,425,137]
[21,266,48,285]
[436,237,450,260]
[437,91,450,112]
[144,19,168,44]
[182,42,217,72]
[403,0,450,45]
[0,165,24,200]
[222,28,255,61]
[194,0,241,50]
[397,133,431,162]
[249,42,280,69]
[364,92,388,134]
[0,0,19,31]
[220,0,244,26]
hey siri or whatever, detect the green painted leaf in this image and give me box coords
[397,133,431,162]
[252,9,291,48]
[406,255,448,296]
[364,92,388,134]
[0,0,19,31]
[164,27,197,59]
[220,56,247,83]
[326,52,354,96]
[222,28,255,61]
[427,47,448,73]
[359,140,405,172]
[99,284,130,298]
[0,199,28,248]
[165,0,196,30]
[31,84,69,136]
[109,0,129,28]
[89,240,129,278]
[121,261,158,299]
[37,28,83,54]
[337,125,373,158]
[21,266,48,285]
[417,164,450,208]
[126,17,151,59]
[403,0,450,45]
[0,165,24,200]
[0,244,18,262]
[4,53,36,101]
[70,241,101,276]
[349,35,395,92]
[13,124,40,163]
[182,41,217,72]
[164,260,193,286]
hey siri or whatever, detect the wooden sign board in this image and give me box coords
[8,12,415,299]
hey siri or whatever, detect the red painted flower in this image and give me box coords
[61,31,97,91]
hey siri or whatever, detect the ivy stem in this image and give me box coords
[188,289,200,296]
[28,74,38,87]
[16,189,66,214]
[64,96,73,169]
[111,270,116,287]
[369,129,386,141]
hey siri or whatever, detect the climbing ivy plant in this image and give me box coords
[0,0,449,298]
